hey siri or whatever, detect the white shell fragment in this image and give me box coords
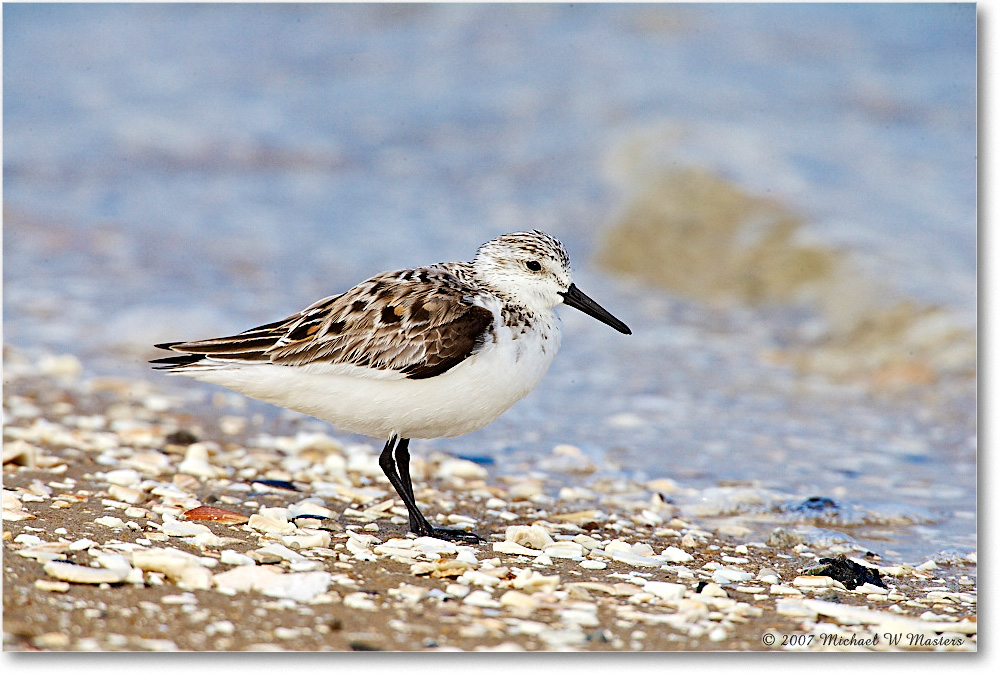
[130,548,217,590]
[712,567,754,584]
[177,443,227,479]
[660,546,694,563]
[438,457,489,481]
[644,581,687,601]
[43,561,129,585]
[248,508,296,535]
[213,566,332,603]
[504,525,555,550]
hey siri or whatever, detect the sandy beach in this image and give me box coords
[3,350,976,652]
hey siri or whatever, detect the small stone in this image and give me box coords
[163,429,198,445]
[803,556,887,590]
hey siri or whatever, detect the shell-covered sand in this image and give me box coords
[3,351,976,652]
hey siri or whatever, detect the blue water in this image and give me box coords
[3,3,976,563]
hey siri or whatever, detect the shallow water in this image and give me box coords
[3,4,976,563]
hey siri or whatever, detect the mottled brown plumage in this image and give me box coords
[154,264,495,380]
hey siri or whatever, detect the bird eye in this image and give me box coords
[525,260,542,272]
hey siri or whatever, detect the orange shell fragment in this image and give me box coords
[182,505,249,524]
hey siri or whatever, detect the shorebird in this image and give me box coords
[152,230,631,542]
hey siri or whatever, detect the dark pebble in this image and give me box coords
[251,479,299,491]
[165,429,199,446]
[790,496,838,513]
[804,555,888,590]
[349,642,382,651]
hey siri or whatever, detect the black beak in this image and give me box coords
[559,283,632,335]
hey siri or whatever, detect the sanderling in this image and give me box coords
[153,230,630,542]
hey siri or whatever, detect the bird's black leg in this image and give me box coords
[391,437,418,531]
[379,436,482,544]
[378,435,430,531]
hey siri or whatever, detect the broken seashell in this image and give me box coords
[183,505,250,524]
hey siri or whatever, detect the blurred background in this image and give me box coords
[3,3,976,562]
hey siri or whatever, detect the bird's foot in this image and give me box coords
[414,525,483,544]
